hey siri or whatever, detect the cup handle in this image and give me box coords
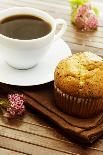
[54,19,67,40]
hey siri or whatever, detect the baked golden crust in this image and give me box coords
[54,52,103,98]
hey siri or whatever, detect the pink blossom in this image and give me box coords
[75,4,98,31]
[4,94,25,118]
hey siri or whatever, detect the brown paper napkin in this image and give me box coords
[0,82,103,144]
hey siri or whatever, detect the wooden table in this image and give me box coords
[0,0,103,155]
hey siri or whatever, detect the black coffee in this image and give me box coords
[0,15,52,40]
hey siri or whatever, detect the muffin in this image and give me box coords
[54,52,103,118]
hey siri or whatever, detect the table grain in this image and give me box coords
[0,0,103,155]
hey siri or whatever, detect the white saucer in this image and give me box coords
[0,39,72,86]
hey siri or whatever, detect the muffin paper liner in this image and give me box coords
[54,84,103,118]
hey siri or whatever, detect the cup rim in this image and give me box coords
[0,7,56,42]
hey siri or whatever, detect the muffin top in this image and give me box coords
[54,52,103,98]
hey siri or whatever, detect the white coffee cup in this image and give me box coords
[0,7,67,69]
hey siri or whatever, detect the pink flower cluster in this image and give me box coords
[75,4,98,31]
[5,94,25,118]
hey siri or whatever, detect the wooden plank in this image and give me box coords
[0,147,26,155]
[66,28,103,41]
[0,125,80,154]
[66,42,103,55]
[23,112,55,128]
[0,114,69,142]
[0,135,70,155]
[0,0,69,13]
[64,35,103,49]
[0,124,103,154]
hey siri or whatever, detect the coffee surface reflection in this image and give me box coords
[0,15,51,40]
